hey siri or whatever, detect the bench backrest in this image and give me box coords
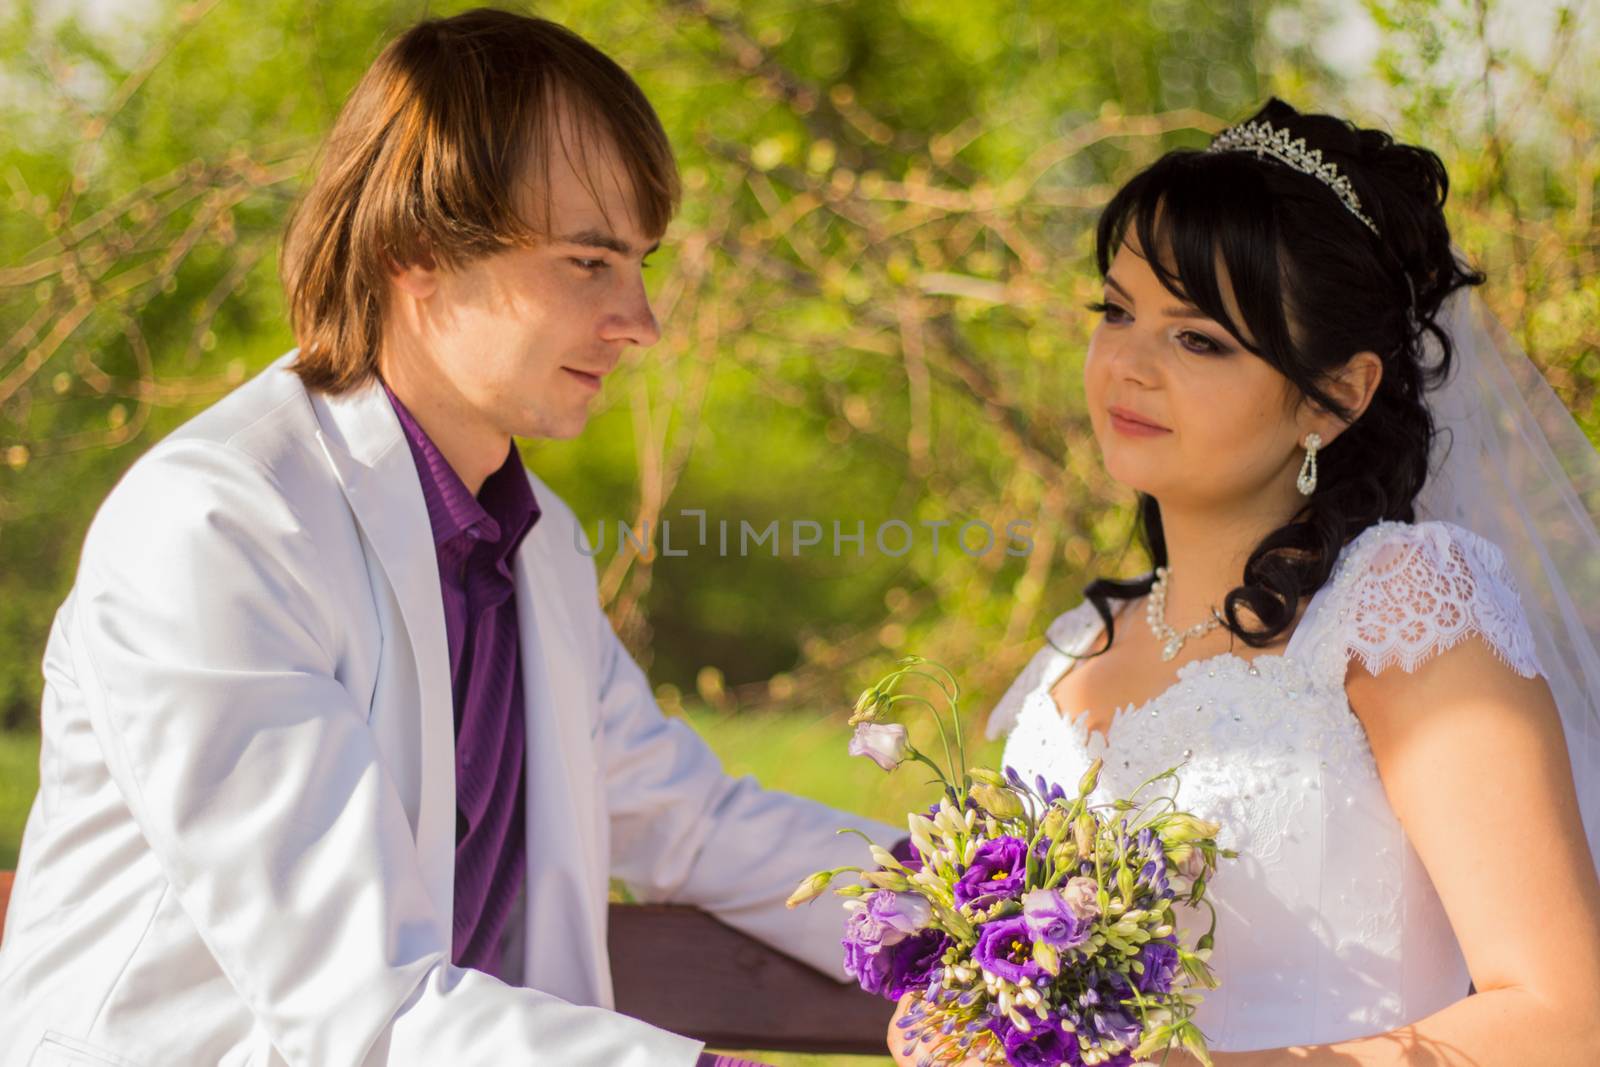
[0,869,890,1054]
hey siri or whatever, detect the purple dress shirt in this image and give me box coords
[386,383,537,980]
[387,386,776,1066]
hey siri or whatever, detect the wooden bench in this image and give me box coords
[0,868,892,1055]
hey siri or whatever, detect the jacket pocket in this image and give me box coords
[28,1032,145,1067]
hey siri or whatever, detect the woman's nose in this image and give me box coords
[1102,330,1159,385]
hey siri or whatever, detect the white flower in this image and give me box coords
[1061,875,1101,920]
[848,721,909,771]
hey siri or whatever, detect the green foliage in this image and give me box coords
[0,0,1307,731]
[1,0,1595,742]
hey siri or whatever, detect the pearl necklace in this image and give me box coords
[1147,565,1223,662]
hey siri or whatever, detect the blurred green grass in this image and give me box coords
[0,705,1001,1064]
[0,730,36,870]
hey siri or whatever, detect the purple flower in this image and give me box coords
[988,1013,1081,1067]
[842,935,888,995]
[1134,938,1181,995]
[955,835,1028,905]
[1088,1006,1142,1052]
[1076,968,1143,1053]
[1020,888,1093,951]
[844,890,930,952]
[1139,859,1172,899]
[885,930,951,999]
[844,926,951,1000]
[973,916,1046,984]
[889,835,924,873]
[842,891,947,999]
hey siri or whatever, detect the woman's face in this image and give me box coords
[1083,237,1309,516]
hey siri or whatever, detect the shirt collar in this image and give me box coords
[382,380,540,559]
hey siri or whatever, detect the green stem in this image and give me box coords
[905,747,952,789]
[884,693,956,785]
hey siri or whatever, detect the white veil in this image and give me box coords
[1416,283,1600,874]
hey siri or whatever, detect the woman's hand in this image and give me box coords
[887,993,989,1066]
[1139,1051,1209,1067]
[886,993,921,1067]
[887,993,1214,1067]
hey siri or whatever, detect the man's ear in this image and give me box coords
[1311,350,1384,444]
[389,250,440,300]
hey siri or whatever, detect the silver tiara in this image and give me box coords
[1207,119,1380,236]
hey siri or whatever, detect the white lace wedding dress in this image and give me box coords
[986,519,1544,1052]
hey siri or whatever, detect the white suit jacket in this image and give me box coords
[0,353,896,1067]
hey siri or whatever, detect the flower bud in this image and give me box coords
[1032,939,1062,976]
[1047,839,1079,869]
[1158,814,1222,846]
[1180,1023,1215,1067]
[1039,805,1069,842]
[786,869,834,908]
[849,686,882,725]
[969,767,1008,787]
[1117,867,1136,904]
[863,868,912,892]
[1077,757,1104,797]
[1074,814,1096,857]
[970,782,1025,820]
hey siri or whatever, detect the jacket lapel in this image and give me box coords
[308,377,457,926]
[514,509,610,1005]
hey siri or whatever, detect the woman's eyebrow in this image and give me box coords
[1104,273,1218,321]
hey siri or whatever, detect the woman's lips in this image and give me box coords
[1108,407,1171,437]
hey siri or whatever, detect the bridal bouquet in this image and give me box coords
[788,657,1231,1067]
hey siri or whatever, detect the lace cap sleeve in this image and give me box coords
[1336,520,1544,680]
[985,601,1102,740]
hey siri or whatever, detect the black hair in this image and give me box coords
[1073,97,1483,658]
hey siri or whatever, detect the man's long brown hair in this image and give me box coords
[280,8,679,394]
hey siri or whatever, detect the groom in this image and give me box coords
[0,9,895,1066]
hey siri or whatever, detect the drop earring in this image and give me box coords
[1296,433,1321,496]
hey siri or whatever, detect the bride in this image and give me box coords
[916,99,1600,1065]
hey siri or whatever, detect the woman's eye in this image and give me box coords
[1085,300,1130,324]
[1176,329,1223,355]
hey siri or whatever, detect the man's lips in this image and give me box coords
[563,367,607,389]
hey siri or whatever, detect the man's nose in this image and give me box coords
[601,272,661,349]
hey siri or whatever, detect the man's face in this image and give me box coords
[386,135,662,444]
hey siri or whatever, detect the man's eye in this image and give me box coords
[570,258,607,271]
